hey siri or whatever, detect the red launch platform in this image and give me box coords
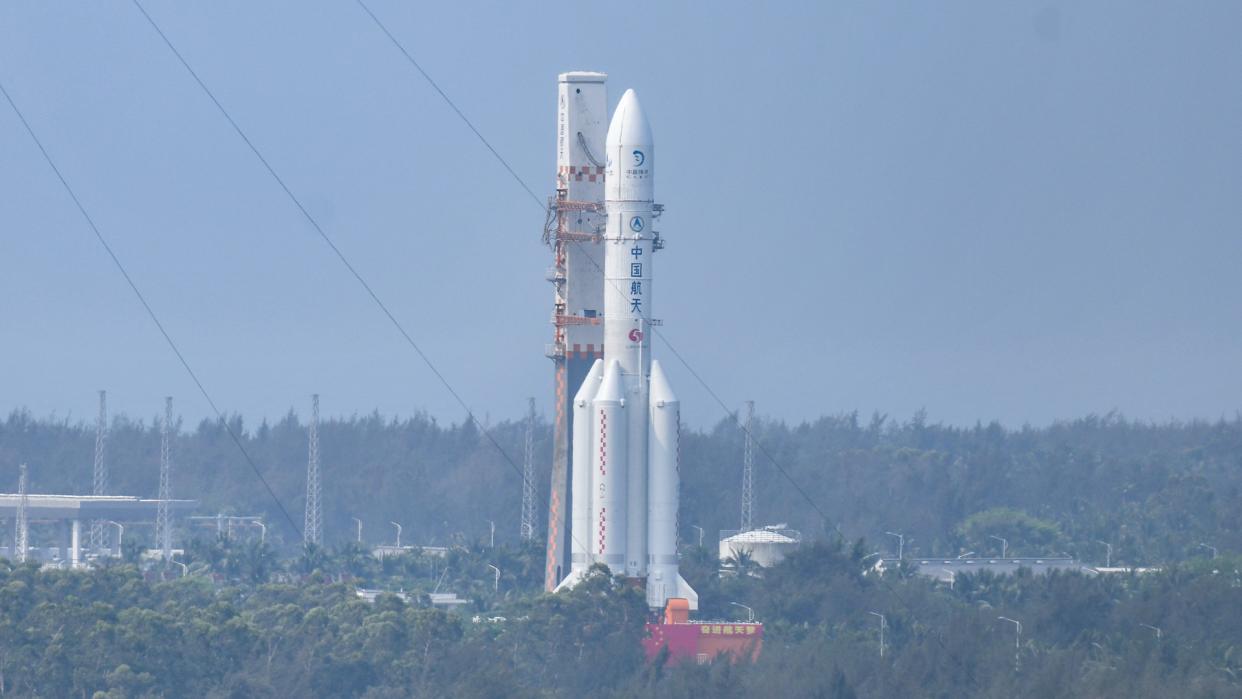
[642,598,763,664]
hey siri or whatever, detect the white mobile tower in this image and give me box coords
[544,72,608,590]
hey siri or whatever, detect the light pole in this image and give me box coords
[352,517,363,543]
[998,616,1022,650]
[867,611,886,658]
[486,520,495,548]
[105,521,125,557]
[885,531,904,559]
[1097,540,1112,567]
[691,525,704,548]
[170,558,188,577]
[1198,542,1218,559]
[861,551,883,565]
[487,564,500,592]
[252,520,266,544]
[730,602,755,622]
[390,521,402,548]
[1140,623,1162,641]
[989,535,1008,559]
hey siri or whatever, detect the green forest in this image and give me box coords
[0,541,1239,697]
[2,410,1241,696]
[2,409,1239,563]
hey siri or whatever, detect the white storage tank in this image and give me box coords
[719,526,802,568]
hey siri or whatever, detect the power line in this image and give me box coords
[127,0,540,523]
[354,0,545,211]
[0,77,303,541]
[656,331,831,523]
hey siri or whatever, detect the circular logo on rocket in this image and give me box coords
[632,149,645,166]
[628,328,644,342]
[630,216,644,232]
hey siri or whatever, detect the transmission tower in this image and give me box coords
[14,463,29,564]
[521,398,536,541]
[156,396,173,560]
[741,400,755,532]
[304,394,322,546]
[90,390,109,550]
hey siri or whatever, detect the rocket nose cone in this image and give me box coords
[595,360,625,403]
[649,360,679,405]
[606,89,653,149]
[573,358,605,404]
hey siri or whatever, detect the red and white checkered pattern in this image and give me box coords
[569,343,604,360]
[598,409,608,555]
[558,165,606,183]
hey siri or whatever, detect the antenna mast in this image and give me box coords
[157,396,173,560]
[90,390,109,550]
[305,394,322,546]
[521,398,537,541]
[15,463,29,564]
[741,400,755,532]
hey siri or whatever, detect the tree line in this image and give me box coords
[2,408,1239,566]
[0,539,1238,697]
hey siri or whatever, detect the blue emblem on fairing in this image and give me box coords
[632,150,645,166]
[630,216,644,232]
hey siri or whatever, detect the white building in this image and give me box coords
[719,527,802,568]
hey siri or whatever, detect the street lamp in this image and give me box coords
[1198,543,1218,559]
[989,535,1008,559]
[1096,540,1112,567]
[105,521,125,557]
[691,525,704,548]
[487,564,500,592]
[390,521,402,548]
[1140,623,1162,641]
[867,611,886,658]
[486,520,495,548]
[170,559,188,577]
[885,531,904,559]
[861,551,883,564]
[252,520,266,544]
[957,551,976,559]
[997,616,1022,649]
[352,517,363,543]
[729,602,755,623]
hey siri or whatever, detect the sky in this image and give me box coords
[1,1,1239,430]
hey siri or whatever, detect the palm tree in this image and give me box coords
[725,548,761,577]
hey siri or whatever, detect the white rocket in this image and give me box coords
[556,89,698,610]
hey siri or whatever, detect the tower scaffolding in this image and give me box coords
[741,400,755,532]
[521,397,536,541]
[90,390,109,550]
[156,396,173,560]
[14,463,29,564]
[543,72,608,590]
[304,394,322,546]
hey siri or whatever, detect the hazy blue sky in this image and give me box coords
[2,1,1239,429]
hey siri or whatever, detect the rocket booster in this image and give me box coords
[556,89,697,611]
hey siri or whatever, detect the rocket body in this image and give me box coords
[557,89,697,611]
[603,89,654,578]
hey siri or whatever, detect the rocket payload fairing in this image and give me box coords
[556,89,698,610]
